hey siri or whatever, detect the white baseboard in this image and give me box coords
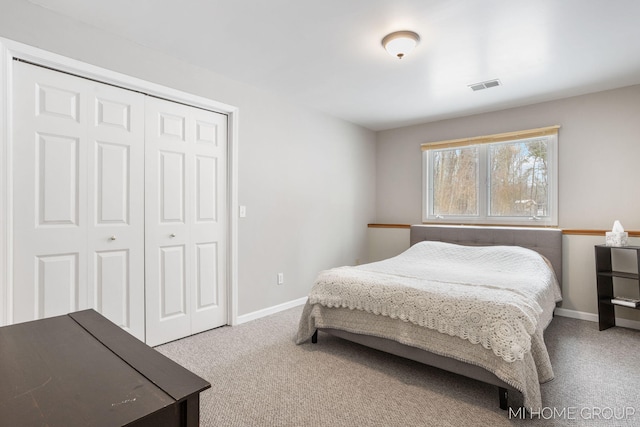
[616,317,640,330]
[555,307,640,330]
[235,296,307,325]
[554,308,598,322]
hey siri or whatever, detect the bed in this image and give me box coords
[296,224,562,410]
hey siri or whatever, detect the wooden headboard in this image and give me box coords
[410,225,563,286]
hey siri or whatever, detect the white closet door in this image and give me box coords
[189,105,228,335]
[86,81,145,340]
[145,96,227,346]
[11,61,145,339]
[12,62,88,323]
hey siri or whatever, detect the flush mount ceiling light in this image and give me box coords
[381,30,420,59]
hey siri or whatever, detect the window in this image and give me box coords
[422,126,559,226]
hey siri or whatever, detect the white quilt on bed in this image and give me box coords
[296,241,562,409]
[303,241,561,363]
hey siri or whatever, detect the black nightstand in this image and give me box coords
[595,245,640,331]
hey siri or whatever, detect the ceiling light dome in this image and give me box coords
[381,31,420,59]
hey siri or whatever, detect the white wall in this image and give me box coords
[0,0,376,317]
[376,86,640,228]
[374,86,640,324]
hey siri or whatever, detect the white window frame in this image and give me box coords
[422,127,559,227]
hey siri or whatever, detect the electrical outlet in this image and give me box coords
[277,273,284,285]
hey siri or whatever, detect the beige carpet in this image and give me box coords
[156,306,640,426]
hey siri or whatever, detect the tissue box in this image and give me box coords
[605,232,628,247]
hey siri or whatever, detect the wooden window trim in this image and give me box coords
[421,125,560,151]
[367,223,640,237]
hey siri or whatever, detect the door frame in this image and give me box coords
[0,38,239,327]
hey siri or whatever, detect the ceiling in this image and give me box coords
[28,0,640,131]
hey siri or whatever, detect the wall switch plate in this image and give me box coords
[239,205,246,217]
[277,273,284,285]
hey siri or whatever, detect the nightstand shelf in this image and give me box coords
[595,245,640,331]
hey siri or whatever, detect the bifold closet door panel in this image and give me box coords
[188,105,227,336]
[12,62,88,324]
[11,61,145,340]
[86,81,145,341]
[145,96,227,346]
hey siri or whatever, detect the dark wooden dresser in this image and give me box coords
[0,309,210,426]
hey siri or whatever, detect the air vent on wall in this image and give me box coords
[468,79,501,91]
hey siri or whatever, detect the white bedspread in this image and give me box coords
[304,241,560,363]
[297,241,562,408]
